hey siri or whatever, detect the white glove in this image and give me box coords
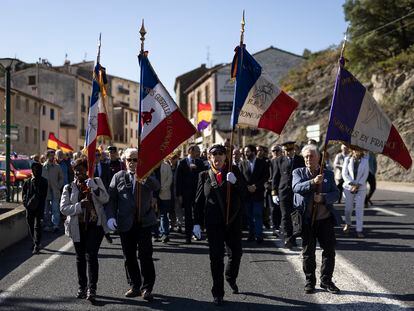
[86,178,98,190]
[272,195,279,204]
[226,172,237,184]
[193,224,201,240]
[107,218,117,231]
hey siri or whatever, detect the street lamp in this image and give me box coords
[1,59,14,202]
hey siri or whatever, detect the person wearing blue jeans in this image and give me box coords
[239,145,269,244]
[158,199,171,242]
[154,160,173,243]
[246,200,264,241]
[42,149,64,232]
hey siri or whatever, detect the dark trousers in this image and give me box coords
[73,224,104,290]
[301,217,336,285]
[206,223,242,298]
[271,200,282,230]
[26,207,43,247]
[183,196,194,239]
[366,173,376,203]
[119,224,155,292]
[280,197,295,242]
[336,179,344,203]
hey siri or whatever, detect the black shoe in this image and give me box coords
[246,235,255,242]
[105,233,113,244]
[256,237,264,244]
[229,282,239,294]
[284,240,293,249]
[76,288,87,299]
[142,289,154,302]
[162,235,170,243]
[304,283,315,294]
[125,288,141,297]
[291,239,298,247]
[86,288,96,303]
[213,296,223,306]
[320,282,340,293]
[185,237,191,244]
[32,245,40,254]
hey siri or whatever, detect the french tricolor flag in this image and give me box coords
[137,53,196,179]
[325,60,412,170]
[230,45,298,134]
[85,63,112,177]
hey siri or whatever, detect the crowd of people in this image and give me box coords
[20,140,378,305]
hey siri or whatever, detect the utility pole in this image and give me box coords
[4,63,12,202]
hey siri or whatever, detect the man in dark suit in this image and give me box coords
[272,141,305,248]
[270,144,283,236]
[94,150,111,190]
[105,148,160,302]
[175,144,205,243]
[239,144,269,243]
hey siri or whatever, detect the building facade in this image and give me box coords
[0,87,61,155]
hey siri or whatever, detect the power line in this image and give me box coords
[351,9,414,40]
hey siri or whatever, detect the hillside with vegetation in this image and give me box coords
[272,0,414,181]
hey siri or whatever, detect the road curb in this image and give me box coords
[0,205,28,252]
[376,181,414,194]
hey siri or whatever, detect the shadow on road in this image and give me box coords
[0,293,410,311]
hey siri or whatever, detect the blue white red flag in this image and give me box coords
[230,45,298,134]
[84,63,112,177]
[137,53,196,179]
[325,59,412,170]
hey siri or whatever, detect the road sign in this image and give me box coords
[306,123,320,142]
[306,124,320,132]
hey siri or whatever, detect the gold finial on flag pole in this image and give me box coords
[140,19,147,55]
[240,10,245,46]
[340,27,349,58]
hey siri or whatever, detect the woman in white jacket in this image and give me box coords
[342,149,369,238]
[60,158,109,303]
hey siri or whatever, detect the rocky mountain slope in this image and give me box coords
[275,48,414,182]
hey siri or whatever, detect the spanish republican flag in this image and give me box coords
[47,133,74,153]
[197,102,212,131]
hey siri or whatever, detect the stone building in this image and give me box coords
[107,75,140,148]
[0,87,61,155]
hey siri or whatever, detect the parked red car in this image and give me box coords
[0,155,33,185]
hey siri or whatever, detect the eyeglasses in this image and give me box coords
[126,158,138,162]
[212,151,224,156]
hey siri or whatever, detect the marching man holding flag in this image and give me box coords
[105,20,196,302]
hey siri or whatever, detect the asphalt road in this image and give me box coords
[0,188,413,310]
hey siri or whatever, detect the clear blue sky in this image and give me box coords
[2,0,347,94]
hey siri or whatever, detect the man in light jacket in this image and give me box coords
[42,149,64,232]
[105,148,160,302]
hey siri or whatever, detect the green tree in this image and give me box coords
[343,0,414,75]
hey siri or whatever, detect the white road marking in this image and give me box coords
[369,207,406,217]
[275,240,411,310]
[0,241,73,304]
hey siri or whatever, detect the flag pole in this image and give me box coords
[136,19,147,223]
[312,28,348,226]
[226,10,245,225]
[86,33,102,179]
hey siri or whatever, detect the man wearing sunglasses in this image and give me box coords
[105,148,160,302]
